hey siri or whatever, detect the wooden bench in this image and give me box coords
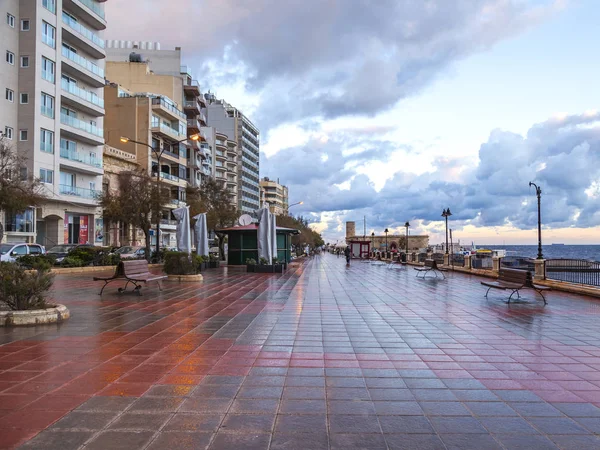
[414,259,447,279]
[481,268,549,304]
[93,260,167,296]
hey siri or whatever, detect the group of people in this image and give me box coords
[333,246,352,266]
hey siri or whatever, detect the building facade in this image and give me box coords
[1,0,107,246]
[103,74,190,249]
[345,221,429,252]
[205,94,260,214]
[260,177,288,215]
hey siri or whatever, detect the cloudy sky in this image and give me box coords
[107,0,600,245]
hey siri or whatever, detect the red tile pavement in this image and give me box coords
[1,256,600,448]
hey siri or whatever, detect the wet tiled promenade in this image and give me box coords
[2,254,600,449]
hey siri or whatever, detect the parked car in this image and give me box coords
[112,246,146,260]
[46,244,93,264]
[0,243,46,263]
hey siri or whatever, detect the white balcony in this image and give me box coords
[61,12,105,59]
[61,46,105,88]
[64,0,107,31]
[60,113,104,146]
[59,184,101,206]
[60,146,103,175]
[60,79,104,117]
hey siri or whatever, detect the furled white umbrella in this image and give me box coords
[256,205,272,264]
[173,206,191,254]
[270,213,277,262]
[192,213,209,256]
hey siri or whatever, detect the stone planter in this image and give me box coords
[247,264,284,273]
[0,304,70,327]
[166,274,203,282]
[207,261,220,269]
[197,262,208,272]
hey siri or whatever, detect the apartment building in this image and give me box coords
[260,177,289,216]
[103,62,191,249]
[1,0,107,246]
[205,94,260,213]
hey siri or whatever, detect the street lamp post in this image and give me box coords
[529,182,543,259]
[371,232,375,256]
[441,208,452,254]
[120,134,200,259]
[286,201,303,215]
[384,228,389,258]
[404,221,410,256]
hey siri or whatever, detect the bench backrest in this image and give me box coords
[122,260,150,276]
[498,268,529,285]
[424,259,437,269]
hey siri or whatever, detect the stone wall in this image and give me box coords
[347,235,429,251]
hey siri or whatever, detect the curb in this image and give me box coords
[0,304,70,327]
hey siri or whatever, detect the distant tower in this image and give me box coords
[346,222,356,240]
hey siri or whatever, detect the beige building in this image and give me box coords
[103,70,191,249]
[1,0,106,246]
[260,178,289,215]
[345,221,429,252]
[101,144,143,247]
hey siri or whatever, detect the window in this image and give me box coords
[28,245,43,255]
[89,181,96,191]
[6,13,15,28]
[41,92,54,118]
[19,130,28,141]
[4,127,14,140]
[60,172,75,187]
[20,56,29,68]
[42,21,55,48]
[6,51,15,65]
[20,167,27,180]
[40,129,54,153]
[5,210,34,233]
[5,88,14,102]
[41,57,55,83]
[42,0,56,14]
[21,20,30,31]
[40,168,53,184]
[20,93,28,104]
[60,138,76,154]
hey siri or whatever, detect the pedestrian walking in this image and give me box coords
[344,245,351,266]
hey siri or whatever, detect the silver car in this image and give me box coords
[0,243,46,263]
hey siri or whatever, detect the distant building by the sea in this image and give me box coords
[345,221,429,252]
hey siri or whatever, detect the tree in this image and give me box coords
[99,170,170,262]
[187,179,239,259]
[0,138,46,241]
[275,214,324,253]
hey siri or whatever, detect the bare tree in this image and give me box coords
[0,138,46,241]
[187,178,239,258]
[99,170,170,261]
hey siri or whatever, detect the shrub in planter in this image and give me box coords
[164,251,198,275]
[246,258,257,273]
[194,255,208,272]
[93,251,120,267]
[61,256,85,268]
[68,247,100,266]
[17,254,55,271]
[259,257,269,265]
[0,262,54,311]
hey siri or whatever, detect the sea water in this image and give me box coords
[481,245,600,262]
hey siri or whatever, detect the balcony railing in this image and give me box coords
[61,46,105,78]
[61,79,104,108]
[60,146,103,168]
[76,0,105,19]
[62,12,105,48]
[180,65,192,76]
[160,172,179,182]
[59,184,100,199]
[61,113,104,138]
[151,97,186,120]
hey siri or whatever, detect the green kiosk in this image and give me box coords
[217,225,299,265]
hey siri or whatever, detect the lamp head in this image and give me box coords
[190,134,200,141]
[405,221,410,228]
[384,228,389,233]
[120,137,130,143]
[446,208,452,216]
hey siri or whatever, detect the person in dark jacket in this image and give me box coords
[344,246,351,265]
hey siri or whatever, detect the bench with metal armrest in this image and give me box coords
[93,260,166,295]
[414,259,447,279]
[481,268,549,304]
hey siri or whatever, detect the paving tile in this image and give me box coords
[146,432,213,450]
[270,432,328,450]
[419,401,472,416]
[465,401,518,417]
[527,417,591,435]
[549,434,600,450]
[229,398,280,414]
[328,414,382,433]
[385,433,446,450]
[479,416,540,434]
[274,414,327,433]
[129,396,183,412]
[180,397,232,414]
[85,430,155,450]
[379,415,435,434]
[209,432,271,450]
[220,413,275,432]
[50,411,116,430]
[19,430,94,450]
[330,433,388,450]
[163,413,223,432]
[439,433,503,450]
[429,416,488,434]
[279,399,326,414]
[494,434,559,450]
[551,402,600,417]
[108,412,171,430]
[508,402,564,417]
